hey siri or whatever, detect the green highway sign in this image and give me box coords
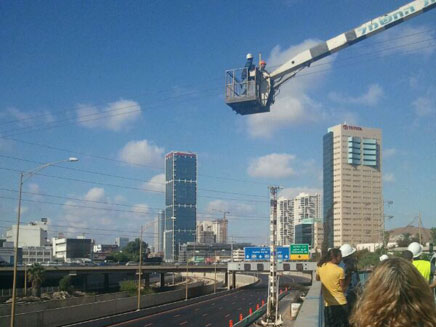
[290,244,310,260]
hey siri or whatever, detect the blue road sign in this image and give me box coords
[244,247,270,260]
[244,247,290,261]
[276,247,290,261]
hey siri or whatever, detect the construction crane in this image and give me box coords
[225,0,436,115]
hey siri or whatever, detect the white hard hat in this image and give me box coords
[379,254,389,261]
[246,53,253,59]
[340,244,356,258]
[407,242,423,258]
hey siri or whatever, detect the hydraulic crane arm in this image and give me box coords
[270,0,436,90]
[225,0,436,115]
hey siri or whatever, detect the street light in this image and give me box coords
[10,157,78,327]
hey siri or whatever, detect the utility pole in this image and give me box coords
[261,186,283,326]
[137,225,143,311]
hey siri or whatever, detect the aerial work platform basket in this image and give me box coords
[225,68,272,115]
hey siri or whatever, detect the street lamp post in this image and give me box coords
[10,157,78,327]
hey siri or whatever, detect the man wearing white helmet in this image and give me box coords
[240,53,256,95]
[339,243,360,311]
[408,242,436,288]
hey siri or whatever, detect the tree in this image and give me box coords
[27,263,45,297]
[59,275,73,293]
[430,227,436,244]
[106,239,148,263]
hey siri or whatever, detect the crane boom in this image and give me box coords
[270,0,436,89]
[225,0,436,115]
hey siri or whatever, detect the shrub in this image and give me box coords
[59,275,73,293]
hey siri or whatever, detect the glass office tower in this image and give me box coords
[164,152,197,261]
[323,124,382,248]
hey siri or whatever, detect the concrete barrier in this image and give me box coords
[0,291,131,316]
[293,280,323,327]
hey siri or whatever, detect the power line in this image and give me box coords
[0,191,270,221]
[0,154,268,199]
[1,32,435,137]
[0,166,269,204]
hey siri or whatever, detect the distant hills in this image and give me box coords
[387,226,433,244]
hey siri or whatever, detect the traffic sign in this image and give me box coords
[276,247,290,261]
[290,244,310,260]
[244,247,291,261]
[244,247,270,261]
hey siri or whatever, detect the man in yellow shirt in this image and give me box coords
[316,248,350,327]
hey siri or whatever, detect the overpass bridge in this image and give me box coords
[0,264,230,292]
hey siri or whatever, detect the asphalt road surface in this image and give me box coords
[106,273,310,327]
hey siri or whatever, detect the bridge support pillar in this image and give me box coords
[160,272,165,288]
[231,271,236,289]
[103,273,109,291]
[144,273,150,288]
[224,271,229,287]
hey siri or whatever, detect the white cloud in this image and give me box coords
[61,188,153,241]
[328,84,384,107]
[84,187,105,201]
[246,40,334,138]
[279,187,322,199]
[412,96,435,117]
[119,139,164,168]
[204,200,255,219]
[383,173,396,183]
[76,99,141,131]
[4,107,55,128]
[383,148,397,159]
[248,153,296,179]
[142,174,165,193]
[376,25,435,57]
[131,204,150,218]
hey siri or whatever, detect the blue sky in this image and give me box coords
[1,1,435,246]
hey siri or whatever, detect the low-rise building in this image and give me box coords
[52,237,92,261]
[22,246,52,265]
[0,240,22,265]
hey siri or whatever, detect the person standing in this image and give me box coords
[339,244,360,311]
[408,242,436,286]
[350,257,436,327]
[316,248,349,327]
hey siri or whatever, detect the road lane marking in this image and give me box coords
[174,314,181,317]
[144,324,153,327]
[225,314,230,318]
[205,323,212,327]
[179,321,188,325]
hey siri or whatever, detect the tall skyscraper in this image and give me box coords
[277,197,294,246]
[323,123,382,248]
[293,193,322,248]
[277,193,321,247]
[164,151,197,261]
[154,210,165,254]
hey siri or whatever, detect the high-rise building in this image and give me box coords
[164,151,197,261]
[277,197,294,246]
[196,221,215,244]
[323,123,382,248]
[277,193,321,247]
[293,193,321,248]
[212,218,228,244]
[154,210,165,253]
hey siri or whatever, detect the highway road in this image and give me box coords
[105,274,310,327]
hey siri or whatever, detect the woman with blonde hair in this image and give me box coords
[350,257,436,327]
